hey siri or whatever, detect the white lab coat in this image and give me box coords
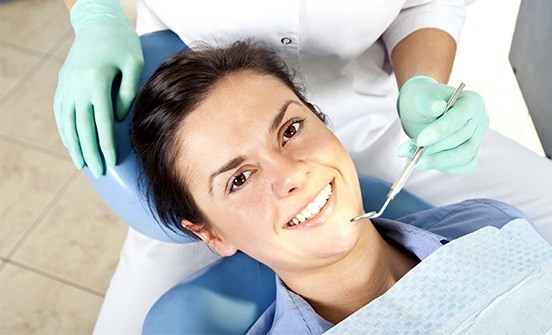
[93,1,552,334]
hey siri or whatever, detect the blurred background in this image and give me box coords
[0,0,545,334]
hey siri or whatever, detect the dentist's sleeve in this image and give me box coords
[382,0,468,57]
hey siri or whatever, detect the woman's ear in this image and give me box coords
[181,219,238,257]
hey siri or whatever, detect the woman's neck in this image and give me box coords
[279,223,419,324]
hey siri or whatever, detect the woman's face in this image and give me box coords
[179,71,366,273]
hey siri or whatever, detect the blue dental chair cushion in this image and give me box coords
[83,30,193,243]
[80,30,434,334]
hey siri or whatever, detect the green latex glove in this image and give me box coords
[54,0,144,178]
[397,76,489,174]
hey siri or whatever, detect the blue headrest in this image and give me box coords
[143,252,276,334]
[82,31,194,243]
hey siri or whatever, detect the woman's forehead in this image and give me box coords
[175,72,302,172]
[183,72,300,131]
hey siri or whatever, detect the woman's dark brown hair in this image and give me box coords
[131,40,325,237]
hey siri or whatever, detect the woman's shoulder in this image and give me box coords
[395,198,531,241]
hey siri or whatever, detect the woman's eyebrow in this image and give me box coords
[269,100,301,132]
[209,155,246,196]
[208,100,301,196]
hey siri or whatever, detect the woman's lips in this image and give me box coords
[284,181,335,229]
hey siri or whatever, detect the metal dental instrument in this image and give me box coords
[350,82,466,222]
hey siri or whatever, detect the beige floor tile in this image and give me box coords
[0,59,67,155]
[52,33,73,61]
[0,263,102,335]
[0,0,70,54]
[0,140,75,257]
[0,45,42,102]
[12,173,128,293]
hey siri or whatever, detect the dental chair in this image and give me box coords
[83,30,434,334]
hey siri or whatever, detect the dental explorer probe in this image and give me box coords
[350,82,466,222]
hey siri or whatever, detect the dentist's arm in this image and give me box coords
[392,28,455,88]
[54,0,144,178]
[391,28,489,174]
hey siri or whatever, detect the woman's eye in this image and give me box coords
[282,120,303,143]
[229,170,253,192]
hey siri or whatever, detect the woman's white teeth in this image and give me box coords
[288,184,332,226]
[307,203,320,216]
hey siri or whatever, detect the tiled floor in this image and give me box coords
[0,0,546,334]
[1,1,133,334]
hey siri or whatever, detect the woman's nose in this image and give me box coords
[271,157,309,199]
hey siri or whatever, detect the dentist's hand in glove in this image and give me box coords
[397,76,489,174]
[54,0,144,178]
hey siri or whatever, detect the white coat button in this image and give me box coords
[281,37,292,45]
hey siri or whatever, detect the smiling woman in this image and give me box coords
[130,41,549,334]
[131,40,326,231]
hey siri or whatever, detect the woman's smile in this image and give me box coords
[284,181,335,230]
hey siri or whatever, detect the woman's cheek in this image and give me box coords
[231,191,274,230]
[309,135,344,161]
